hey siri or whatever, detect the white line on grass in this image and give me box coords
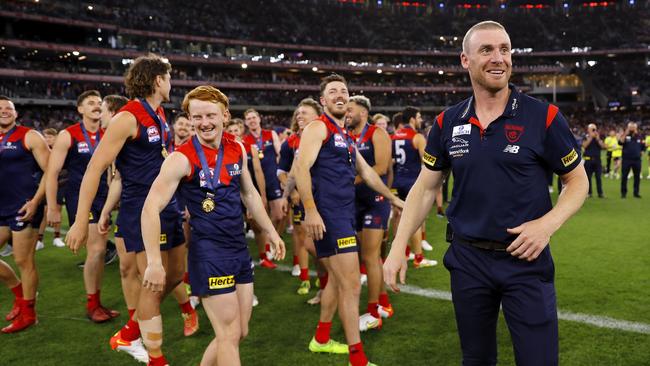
[275,264,650,335]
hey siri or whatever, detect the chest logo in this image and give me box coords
[77,141,90,154]
[333,134,348,148]
[452,124,472,137]
[503,145,520,154]
[147,126,160,143]
[504,124,524,143]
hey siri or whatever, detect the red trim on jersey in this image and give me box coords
[545,104,559,130]
[468,116,485,137]
[287,133,301,149]
[176,133,242,185]
[242,129,273,154]
[391,126,418,149]
[2,125,31,150]
[119,100,167,140]
[436,112,445,129]
[66,122,104,151]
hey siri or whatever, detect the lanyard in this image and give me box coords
[354,123,369,147]
[191,135,225,193]
[0,126,16,151]
[255,132,264,152]
[80,123,101,154]
[323,114,353,166]
[139,99,169,152]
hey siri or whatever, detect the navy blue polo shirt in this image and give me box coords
[583,135,602,161]
[620,134,644,161]
[423,85,582,244]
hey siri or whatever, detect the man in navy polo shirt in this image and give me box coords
[619,122,644,198]
[582,123,606,198]
[384,21,588,366]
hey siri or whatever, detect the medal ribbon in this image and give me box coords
[192,135,225,194]
[80,123,101,154]
[140,99,170,153]
[0,126,16,152]
[323,114,354,166]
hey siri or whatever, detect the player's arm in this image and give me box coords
[372,127,392,176]
[414,133,426,160]
[271,130,282,159]
[250,144,267,208]
[98,169,122,235]
[19,130,50,221]
[355,150,403,209]
[66,112,136,253]
[239,143,285,260]
[141,152,190,293]
[295,120,327,240]
[45,130,71,226]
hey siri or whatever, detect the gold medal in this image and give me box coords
[258,151,264,159]
[161,148,169,158]
[201,197,215,213]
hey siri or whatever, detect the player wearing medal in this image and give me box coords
[0,95,50,333]
[65,54,186,365]
[295,74,403,366]
[141,85,285,366]
[46,90,120,323]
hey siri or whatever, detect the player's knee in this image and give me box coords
[13,254,34,269]
[119,260,137,279]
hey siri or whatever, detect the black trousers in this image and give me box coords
[621,159,641,196]
[584,159,603,196]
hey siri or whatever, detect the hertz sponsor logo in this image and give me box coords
[159,234,167,245]
[88,212,94,220]
[208,275,235,289]
[561,148,578,167]
[423,152,437,167]
[337,236,357,249]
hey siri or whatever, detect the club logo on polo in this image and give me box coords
[505,124,524,143]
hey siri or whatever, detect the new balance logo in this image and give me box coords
[503,145,520,154]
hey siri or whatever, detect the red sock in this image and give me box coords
[415,253,424,263]
[349,342,368,366]
[379,293,390,307]
[265,243,271,252]
[360,263,367,275]
[405,247,411,257]
[367,302,379,318]
[10,283,23,300]
[319,273,328,289]
[293,255,299,266]
[299,268,309,281]
[179,301,193,314]
[20,298,36,319]
[314,321,332,344]
[54,231,60,238]
[148,354,168,366]
[183,272,190,284]
[87,292,100,311]
[259,252,267,260]
[121,311,141,341]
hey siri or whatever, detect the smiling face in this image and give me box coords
[295,105,319,132]
[77,95,103,123]
[188,99,227,146]
[173,116,192,140]
[461,27,512,94]
[320,81,349,120]
[0,99,17,130]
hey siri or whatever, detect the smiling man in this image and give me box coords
[384,21,589,366]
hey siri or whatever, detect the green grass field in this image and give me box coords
[1,169,649,365]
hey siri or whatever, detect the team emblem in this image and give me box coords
[504,124,524,143]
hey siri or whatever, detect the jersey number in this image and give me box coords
[394,140,406,165]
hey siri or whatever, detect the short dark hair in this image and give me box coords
[244,108,259,118]
[402,106,420,125]
[103,94,128,114]
[77,90,101,106]
[392,112,403,129]
[174,112,189,124]
[124,54,172,99]
[349,95,371,112]
[0,95,11,101]
[320,73,347,95]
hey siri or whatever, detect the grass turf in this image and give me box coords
[1,167,649,365]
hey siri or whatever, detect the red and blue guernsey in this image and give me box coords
[177,133,246,260]
[392,125,421,193]
[242,129,282,200]
[278,133,300,173]
[311,114,357,219]
[0,126,41,217]
[351,123,387,201]
[424,85,582,243]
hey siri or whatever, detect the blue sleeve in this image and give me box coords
[423,112,450,171]
[542,107,582,175]
[277,141,293,173]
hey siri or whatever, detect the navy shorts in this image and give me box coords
[64,193,105,226]
[115,204,185,253]
[188,252,254,296]
[314,216,358,259]
[292,201,305,225]
[355,195,390,231]
[393,182,414,201]
[265,175,283,201]
[0,204,44,232]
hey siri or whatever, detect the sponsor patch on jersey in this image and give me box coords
[452,124,472,137]
[208,275,235,290]
[337,236,357,249]
[364,214,373,226]
[227,163,242,176]
[0,141,17,151]
[503,145,520,154]
[77,141,90,154]
[147,126,161,143]
[159,234,167,245]
[562,148,578,167]
[333,134,348,148]
[88,212,94,220]
[423,152,437,167]
[198,168,216,188]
